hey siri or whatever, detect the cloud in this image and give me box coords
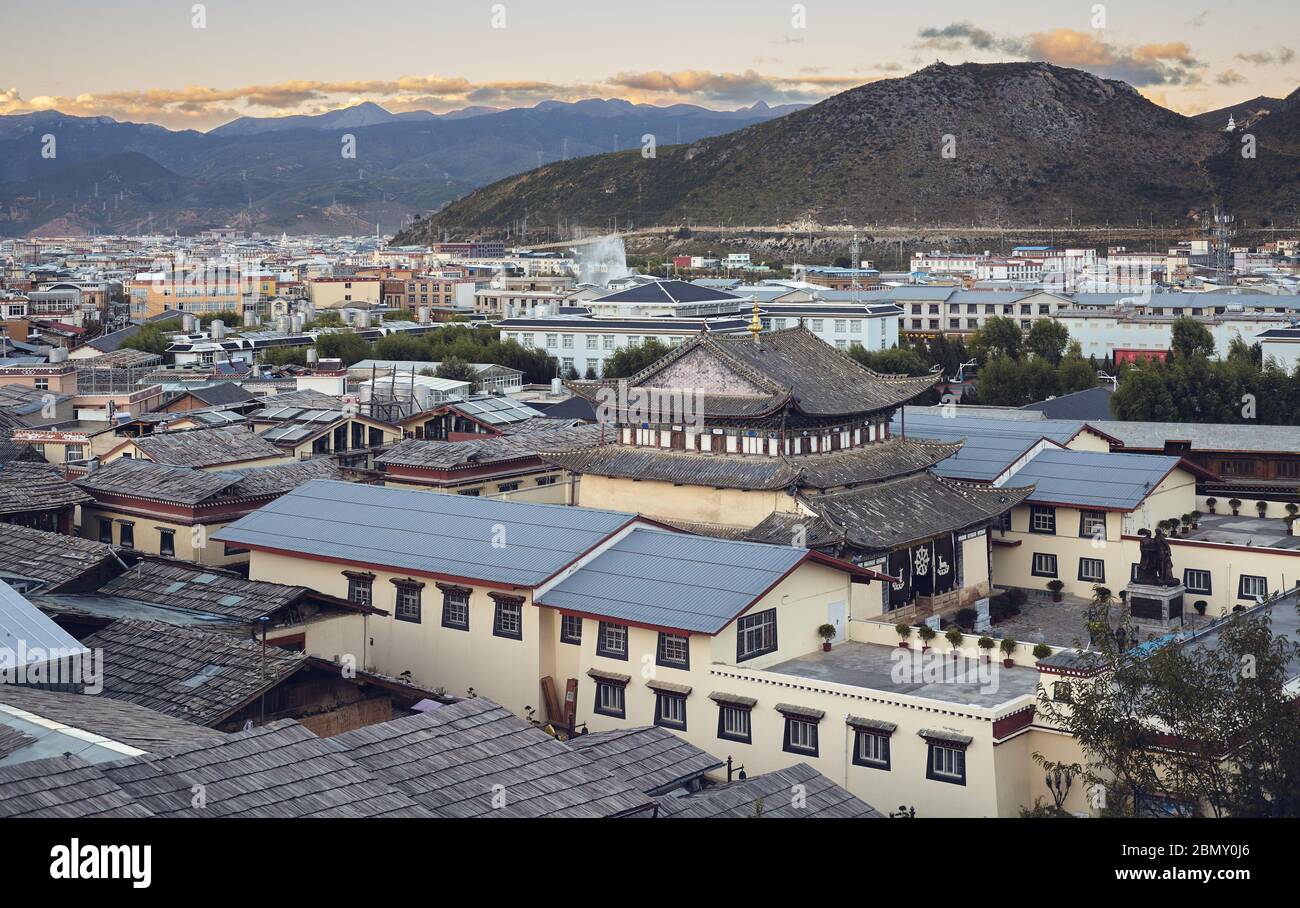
[1234,46,1296,66]
[1216,69,1247,85]
[607,69,863,103]
[916,23,1204,86]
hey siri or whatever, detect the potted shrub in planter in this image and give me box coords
[1206,497,1217,515]
[1287,503,1299,520]
[945,625,964,659]
[917,624,936,652]
[1047,579,1065,603]
[1257,500,1268,518]
[1180,514,1192,535]
[1032,642,1052,661]
[977,635,995,663]
[1229,498,1242,516]
[895,622,912,648]
[1194,600,1208,616]
[1000,636,1018,668]
[1190,510,1202,529]
[818,623,836,652]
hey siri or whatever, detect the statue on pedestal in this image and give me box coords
[1135,529,1177,587]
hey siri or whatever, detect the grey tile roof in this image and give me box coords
[542,437,961,492]
[77,455,343,505]
[0,686,225,756]
[537,527,807,634]
[563,726,723,796]
[97,559,308,623]
[0,523,120,592]
[1006,448,1183,510]
[377,424,601,471]
[0,461,92,516]
[132,425,285,468]
[329,698,657,817]
[81,619,306,726]
[0,755,154,818]
[658,763,882,818]
[214,479,638,588]
[1090,419,1300,455]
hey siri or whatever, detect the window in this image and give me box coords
[1079,510,1106,538]
[158,528,175,558]
[394,581,422,623]
[1184,568,1212,594]
[834,319,847,332]
[736,608,777,662]
[656,633,690,669]
[496,481,520,493]
[98,518,113,544]
[346,573,373,607]
[1239,574,1268,601]
[118,522,134,549]
[596,622,628,660]
[594,680,626,718]
[717,703,752,744]
[1078,557,1105,582]
[560,614,582,645]
[927,742,967,785]
[492,595,523,640]
[783,716,819,757]
[586,335,598,349]
[1052,681,1073,703]
[535,475,558,486]
[809,319,824,331]
[1031,552,1058,578]
[654,692,687,730]
[64,444,84,462]
[1029,505,1056,534]
[853,731,891,770]
[441,586,469,630]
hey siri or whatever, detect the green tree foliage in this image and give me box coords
[971,354,1030,406]
[197,310,242,328]
[603,339,673,379]
[848,345,931,376]
[260,346,308,367]
[120,322,178,356]
[1170,316,1216,360]
[434,356,480,389]
[1058,354,1100,396]
[1111,353,1300,425]
[373,333,431,362]
[1025,318,1071,366]
[313,332,373,366]
[970,316,1023,363]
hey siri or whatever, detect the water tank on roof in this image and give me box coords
[291,314,304,334]
[306,347,318,364]
[275,315,290,333]
[181,312,198,333]
[418,306,430,323]
[355,309,370,328]
[210,319,225,340]
[49,347,68,363]
[243,308,258,327]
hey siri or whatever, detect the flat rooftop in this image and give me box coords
[766,641,1039,709]
[1182,514,1300,551]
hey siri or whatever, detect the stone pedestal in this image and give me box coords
[1126,582,1186,627]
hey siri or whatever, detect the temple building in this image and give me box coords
[543,325,1031,622]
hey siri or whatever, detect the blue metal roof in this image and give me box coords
[897,412,1085,481]
[1006,449,1183,510]
[212,480,638,588]
[537,528,808,634]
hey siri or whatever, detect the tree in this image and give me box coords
[313,332,372,366]
[120,322,176,356]
[1035,606,1300,817]
[1058,354,1098,396]
[970,316,1022,362]
[1170,316,1216,360]
[971,355,1027,406]
[373,333,431,362]
[1025,318,1071,366]
[434,356,480,389]
[848,345,931,376]
[603,339,672,379]
[1111,357,1178,421]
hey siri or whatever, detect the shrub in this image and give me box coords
[1032,643,1052,659]
[955,608,977,629]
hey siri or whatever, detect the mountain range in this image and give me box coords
[0,99,803,236]
[397,63,1300,241]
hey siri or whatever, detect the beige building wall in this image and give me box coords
[79,504,247,567]
[383,468,573,504]
[576,474,798,527]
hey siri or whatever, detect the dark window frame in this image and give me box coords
[656,632,690,670]
[1031,552,1058,578]
[1238,574,1268,601]
[393,579,424,624]
[1028,504,1057,535]
[596,621,629,660]
[98,518,113,544]
[852,729,892,770]
[1078,509,1107,538]
[1078,557,1105,583]
[118,521,135,549]
[925,741,968,786]
[782,714,820,757]
[653,691,687,730]
[559,614,582,645]
[736,607,778,662]
[716,703,752,744]
[593,679,626,718]
[491,594,524,641]
[1184,568,1212,594]
[440,584,470,630]
[158,528,175,558]
[345,571,374,607]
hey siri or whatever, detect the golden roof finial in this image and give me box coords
[748,294,761,343]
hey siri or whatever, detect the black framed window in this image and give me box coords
[394,582,422,623]
[1078,510,1107,538]
[1184,569,1212,594]
[1053,681,1073,703]
[717,703,752,744]
[1238,574,1268,601]
[158,528,175,558]
[346,573,373,607]
[1029,505,1056,534]
[441,586,469,630]
[492,595,523,640]
[1078,557,1105,583]
[560,614,582,645]
[654,692,687,730]
[594,680,626,718]
[1031,552,1058,578]
[118,522,134,549]
[926,742,967,785]
[98,518,113,544]
[656,632,690,670]
[596,622,628,660]
[736,608,777,662]
[853,731,891,770]
[782,715,819,757]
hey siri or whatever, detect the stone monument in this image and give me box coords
[1126,529,1185,626]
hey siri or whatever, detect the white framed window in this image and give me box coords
[655,693,687,730]
[1184,569,1212,594]
[1032,552,1058,578]
[595,681,625,717]
[441,587,469,629]
[855,731,890,769]
[736,608,777,661]
[1030,505,1056,534]
[929,743,966,784]
[1239,574,1268,600]
[1079,557,1105,582]
[656,632,689,668]
[718,705,751,743]
[783,717,818,756]
[597,621,628,659]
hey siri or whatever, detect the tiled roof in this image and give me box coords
[0,523,119,591]
[0,461,91,515]
[657,763,882,818]
[77,455,343,505]
[563,726,723,796]
[377,424,602,470]
[96,559,308,622]
[132,425,285,468]
[0,686,225,755]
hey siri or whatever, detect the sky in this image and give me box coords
[1,0,1297,130]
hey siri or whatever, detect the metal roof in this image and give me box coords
[897,412,1083,481]
[1003,448,1184,510]
[451,396,543,425]
[537,527,806,633]
[0,579,89,667]
[213,479,638,588]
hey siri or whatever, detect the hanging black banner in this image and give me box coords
[911,541,934,598]
[932,534,956,595]
[888,547,911,611]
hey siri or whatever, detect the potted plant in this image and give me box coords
[1286,516,1296,537]
[1229,498,1242,516]
[917,624,937,652]
[818,623,836,652]
[1032,642,1052,660]
[945,625,964,659]
[1194,600,1208,616]
[1000,636,1018,668]
[1257,500,1268,518]
[1206,497,1217,515]
[1047,579,1065,603]
[1190,510,1202,529]
[977,635,995,663]
[895,622,912,648]
[1180,514,1192,535]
